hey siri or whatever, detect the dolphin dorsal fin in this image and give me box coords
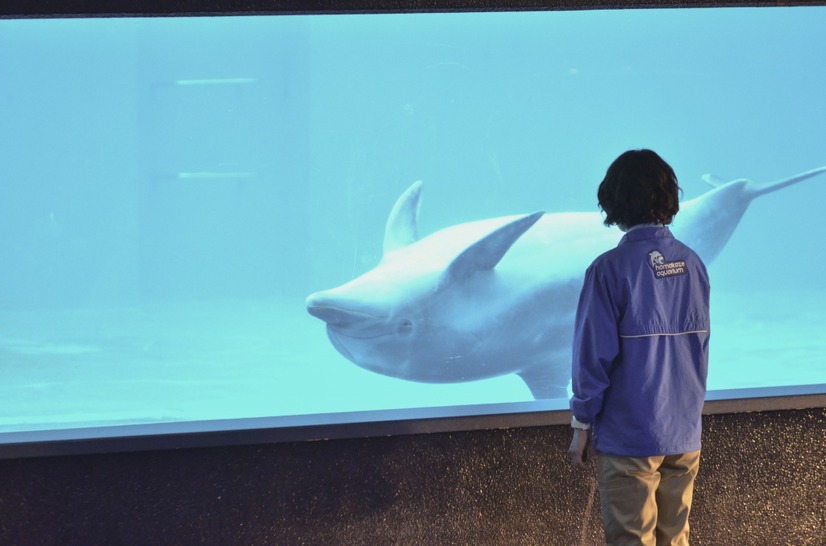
[383,181,423,255]
[445,211,544,283]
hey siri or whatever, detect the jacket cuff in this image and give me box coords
[571,415,591,430]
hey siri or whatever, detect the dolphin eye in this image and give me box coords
[397,318,413,335]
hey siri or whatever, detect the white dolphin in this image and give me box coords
[306,166,826,399]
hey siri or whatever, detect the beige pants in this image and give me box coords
[597,450,701,546]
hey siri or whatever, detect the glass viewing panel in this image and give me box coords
[1,7,825,439]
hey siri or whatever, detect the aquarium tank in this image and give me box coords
[1,6,824,443]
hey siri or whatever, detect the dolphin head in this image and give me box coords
[306,181,544,383]
[305,257,448,381]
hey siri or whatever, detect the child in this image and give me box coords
[568,149,710,546]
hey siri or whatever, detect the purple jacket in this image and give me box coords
[570,226,710,456]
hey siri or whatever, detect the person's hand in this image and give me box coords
[568,428,590,469]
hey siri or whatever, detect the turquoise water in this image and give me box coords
[0,8,824,434]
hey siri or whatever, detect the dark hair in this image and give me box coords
[597,149,681,227]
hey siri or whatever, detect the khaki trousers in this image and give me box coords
[597,450,701,546]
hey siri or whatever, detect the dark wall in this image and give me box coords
[2,0,824,18]
[1,408,824,545]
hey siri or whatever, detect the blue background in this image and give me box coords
[0,8,824,433]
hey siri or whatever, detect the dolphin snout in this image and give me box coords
[307,304,361,327]
[306,293,397,340]
[306,293,344,324]
[305,293,377,327]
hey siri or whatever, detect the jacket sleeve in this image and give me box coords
[569,264,621,425]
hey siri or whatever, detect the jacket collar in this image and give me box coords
[618,225,674,246]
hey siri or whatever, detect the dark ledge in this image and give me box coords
[1,384,822,460]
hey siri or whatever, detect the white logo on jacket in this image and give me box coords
[648,250,687,278]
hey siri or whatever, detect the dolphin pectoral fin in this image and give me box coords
[445,211,544,283]
[516,364,569,400]
[383,180,423,255]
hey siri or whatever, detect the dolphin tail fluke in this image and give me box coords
[747,165,826,198]
[700,174,729,188]
[680,165,826,264]
[700,166,826,194]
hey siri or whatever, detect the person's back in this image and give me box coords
[568,149,710,546]
[577,225,709,456]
